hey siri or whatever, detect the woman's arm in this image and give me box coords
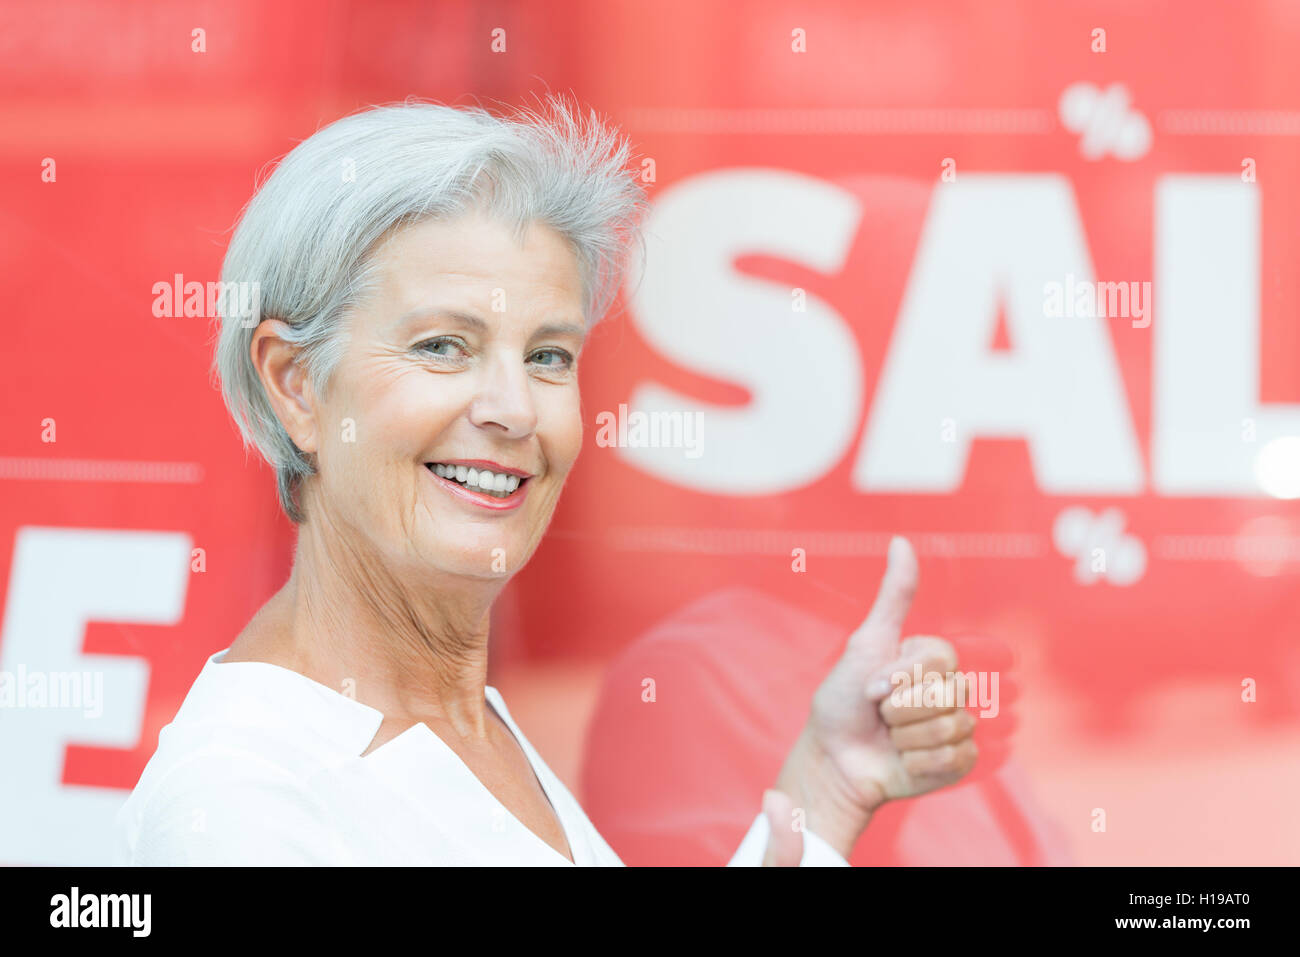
[725,786,852,866]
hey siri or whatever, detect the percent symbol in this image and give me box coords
[1058,82,1151,161]
[1053,505,1147,586]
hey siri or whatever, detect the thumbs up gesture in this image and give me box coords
[770,536,979,858]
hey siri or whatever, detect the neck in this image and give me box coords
[262,504,507,739]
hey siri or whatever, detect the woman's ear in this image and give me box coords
[250,320,319,455]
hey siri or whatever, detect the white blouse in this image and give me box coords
[114,650,850,866]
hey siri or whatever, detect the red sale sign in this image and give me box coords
[1,0,1297,865]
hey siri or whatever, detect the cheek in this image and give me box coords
[542,389,584,473]
[322,367,431,489]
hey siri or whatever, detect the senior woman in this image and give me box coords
[113,96,979,866]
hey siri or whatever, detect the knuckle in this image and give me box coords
[936,640,958,673]
[901,749,924,775]
[934,713,960,743]
[934,744,957,769]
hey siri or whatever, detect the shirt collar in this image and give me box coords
[180,649,388,756]
[179,650,583,863]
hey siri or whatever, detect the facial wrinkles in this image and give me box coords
[331,332,427,541]
[304,476,490,677]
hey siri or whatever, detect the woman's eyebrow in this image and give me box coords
[390,307,489,335]
[390,308,586,344]
[532,321,587,345]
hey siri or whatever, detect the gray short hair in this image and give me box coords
[212,94,648,523]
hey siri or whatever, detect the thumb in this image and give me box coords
[848,535,918,662]
[760,789,803,867]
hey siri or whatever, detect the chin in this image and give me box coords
[410,529,525,578]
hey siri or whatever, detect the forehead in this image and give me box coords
[368,210,586,317]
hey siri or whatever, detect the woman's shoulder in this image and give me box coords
[114,739,343,865]
[112,651,358,865]
[151,650,353,764]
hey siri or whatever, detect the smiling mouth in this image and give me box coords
[426,463,529,500]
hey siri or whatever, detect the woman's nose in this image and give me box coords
[466,354,538,437]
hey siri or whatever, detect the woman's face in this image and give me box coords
[305,208,587,582]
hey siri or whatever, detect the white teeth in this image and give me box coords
[429,463,525,497]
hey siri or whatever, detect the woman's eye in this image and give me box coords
[530,348,574,370]
[415,337,468,359]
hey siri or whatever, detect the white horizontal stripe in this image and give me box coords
[621,107,1055,135]
[1155,534,1300,562]
[0,457,204,484]
[1159,110,1300,135]
[600,526,1044,557]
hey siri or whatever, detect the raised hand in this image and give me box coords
[771,536,980,858]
